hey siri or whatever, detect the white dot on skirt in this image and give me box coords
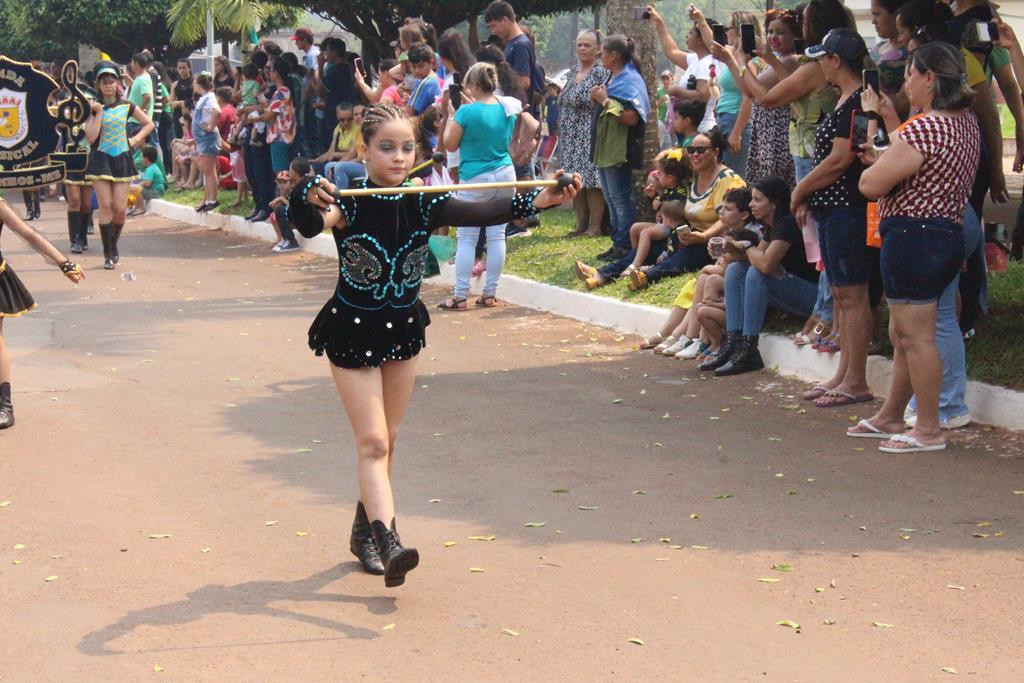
[354,317,361,324]
[407,317,414,323]
[331,307,337,314]
[366,350,372,357]
[386,322,393,329]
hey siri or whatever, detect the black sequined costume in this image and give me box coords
[290,176,543,369]
[0,221,37,318]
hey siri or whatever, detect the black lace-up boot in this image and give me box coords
[716,335,766,376]
[370,518,419,588]
[0,382,14,430]
[698,330,741,371]
[350,501,385,575]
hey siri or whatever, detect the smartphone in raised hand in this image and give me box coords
[740,24,756,55]
[863,68,879,94]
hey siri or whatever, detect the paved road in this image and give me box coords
[2,207,1024,681]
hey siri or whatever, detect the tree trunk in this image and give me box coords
[468,14,480,52]
[605,0,660,221]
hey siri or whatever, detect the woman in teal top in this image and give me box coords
[439,61,517,310]
[84,60,154,271]
[714,11,761,173]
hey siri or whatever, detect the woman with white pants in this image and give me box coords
[439,62,518,310]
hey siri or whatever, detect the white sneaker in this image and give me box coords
[905,412,971,430]
[662,337,691,356]
[270,239,284,251]
[677,339,707,359]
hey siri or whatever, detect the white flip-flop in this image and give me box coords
[878,433,947,453]
[846,419,895,439]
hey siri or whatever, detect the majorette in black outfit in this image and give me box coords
[0,198,84,429]
[288,173,554,586]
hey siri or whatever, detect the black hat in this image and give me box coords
[805,28,868,62]
[94,60,120,79]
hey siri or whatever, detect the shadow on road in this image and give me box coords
[78,563,390,656]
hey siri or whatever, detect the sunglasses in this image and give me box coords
[686,146,713,155]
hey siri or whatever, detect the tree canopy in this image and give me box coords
[281,0,598,66]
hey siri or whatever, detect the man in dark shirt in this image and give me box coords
[319,38,356,153]
[484,0,539,114]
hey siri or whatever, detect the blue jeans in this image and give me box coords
[793,155,814,182]
[880,216,963,303]
[717,110,751,175]
[454,166,516,298]
[597,243,664,280]
[811,268,834,324]
[816,205,873,287]
[597,164,635,250]
[724,261,819,335]
[324,161,366,188]
[908,205,983,421]
[247,139,275,213]
[646,243,712,282]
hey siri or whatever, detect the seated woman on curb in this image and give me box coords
[574,148,691,289]
[699,176,820,375]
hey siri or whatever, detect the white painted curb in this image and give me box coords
[150,199,1024,432]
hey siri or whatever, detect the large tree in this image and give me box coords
[279,0,597,67]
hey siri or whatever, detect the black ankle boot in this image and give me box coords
[99,223,115,269]
[0,382,14,430]
[715,335,765,376]
[111,223,124,264]
[350,502,385,575]
[698,330,741,371]
[68,213,82,254]
[370,518,419,588]
[85,211,95,235]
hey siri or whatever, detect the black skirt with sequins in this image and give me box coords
[0,260,37,318]
[309,298,431,369]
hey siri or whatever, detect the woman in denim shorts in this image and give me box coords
[791,29,876,409]
[853,42,979,453]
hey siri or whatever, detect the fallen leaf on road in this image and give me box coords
[154,664,164,672]
[626,637,644,646]
[578,506,598,510]
[714,493,733,500]
[633,489,647,495]
[1013,491,1024,495]
[690,545,709,550]
[659,537,671,543]
[823,619,836,625]
[787,490,799,495]
[976,521,992,527]
[295,448,313,453]
[899,534,911,541]
[772,564,794,572]
[502,628,520,637]
[469,567,485,573]
[873,622,894,628]
[946,585,965,590]
[777,620,800,629]
[668,545,683,549]
[201,547,210,553]
[690,514,700,519]
[662,412,671,419]
[44,575,58,582]
[631,538,643,543]
[757,578,781,583]
[611,399,623,404]
[265,521,278,527]
[552,488,569,493]
[468,535,496,541]
[13,543,24,550]
[295,531,308,537]
[382,624,395,631]
[428,498,442,503]
[148,534,171,539]
[941,667,958,674]
[973,533,989,539]
[0,500,10,507]
[12,560,22,565]
[524,522,546,528]
[443,541,457,548]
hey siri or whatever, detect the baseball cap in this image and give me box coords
[94,60,120,79]
[804,28,868,62]
[660,69,673,78]
[290,27,314,42]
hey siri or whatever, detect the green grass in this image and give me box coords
[163,184,255,217]
[967,261,1024,389]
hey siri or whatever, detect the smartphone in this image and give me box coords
[794,38,806,54]
[863,68,879,94]
[850,111,871,150]
[711,24,728,45]
[740,24,756,55]
[353,57,365,79]
[633,6,651,21]
[975,21,998,44]
[450,71,462,111]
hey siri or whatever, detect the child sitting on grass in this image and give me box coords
[268,157,311,253]
[574,149,692,290]
[621,200,687,282]
[649,188,759,358]
[127,146,166,216]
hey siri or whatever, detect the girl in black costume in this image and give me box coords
[0,197,85,429]
[288,103,579,587]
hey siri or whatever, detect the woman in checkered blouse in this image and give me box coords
[852,42,979,454]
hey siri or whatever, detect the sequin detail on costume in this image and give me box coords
[334,233,429,309]
[97,102,133,156]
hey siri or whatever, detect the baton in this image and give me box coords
[330,173,575,198]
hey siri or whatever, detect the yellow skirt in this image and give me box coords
[671,273,698,309]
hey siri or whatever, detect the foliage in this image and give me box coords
[167,0,272,47]
[277,0,596,66]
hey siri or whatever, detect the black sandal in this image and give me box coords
[438,297,467,310]
[475,295,498,307]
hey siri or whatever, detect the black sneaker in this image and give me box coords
[249,209,270,223]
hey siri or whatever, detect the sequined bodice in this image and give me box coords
[98,101,132,156]
[331,181,450,311]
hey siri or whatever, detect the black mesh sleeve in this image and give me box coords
[429,188,543,229]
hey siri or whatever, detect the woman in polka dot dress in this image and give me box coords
[288,103,580,588]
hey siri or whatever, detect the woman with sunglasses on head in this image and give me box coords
[83,60,155,271]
